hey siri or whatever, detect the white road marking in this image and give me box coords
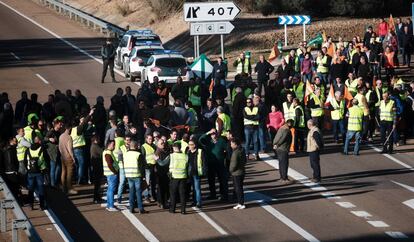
[36,73,49,84]
[33,193,73,242]
[402,199,414,210]
[192,207,229,236]
[320,192,341,199]
[335,202,356,209]
[392,181,414,193]
[0,0,130,84]
[385,231,409,239]
[245,190,320,242]
[44,209,74,242]
[367,221,389,228]
[368,145,414,170]
[350,211,372,218]
[10,52,21,60]
[121,210,159,242]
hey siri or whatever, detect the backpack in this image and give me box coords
[27,149,43,173]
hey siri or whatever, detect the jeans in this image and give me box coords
[344,131,361,155]
[402,48,411,67]
[128,177,143,211]
[117,168,126,203]
[380,121,394,152]
[27,173,44,196]
[244,126,259,155]
[49,159,61,187]
[332,119,345,142]
[106,174,118,208]
[143,165,156,200]
[303,73,312,82]
[233,175,245,205]
[73,147,85,184]
[317,72,329,85]
[309,151,321,180]
[191,175,202,206]
[276,150,289,180]
[258,125,267,152]
[294,128,305,151]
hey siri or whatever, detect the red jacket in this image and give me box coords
[378,22,388,36]
[266,111,285,131]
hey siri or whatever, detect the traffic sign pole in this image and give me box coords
[194,36,197,58]
[220,34,224,59]
[303,24,306,41]
[284,24,287,46]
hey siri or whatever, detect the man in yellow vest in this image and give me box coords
[103,140,119,211]
[24,113,42,144]
[293,78,305,103]
[293,98,306,152]
[16,127,31,179]
[344,99,364,155]
[345,74,359,97]
[187,139,206,209]
[308,88,325,129]
[374,79,385,128]
[329,91,346,143]
[379,92,396,154]
[243,98,260,160]
[115,132,127,205]
[169,143,189,214]
[233,52,251,76]
[71,108,94,184]
[25,136,47,210]
[216,106,231,138]
[316,49,330,85]
[124,140,146,214]
[283,93,295,122]
[354,87,370,141]
[141,134,157,203]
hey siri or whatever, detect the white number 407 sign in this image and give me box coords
[184,2,241,22]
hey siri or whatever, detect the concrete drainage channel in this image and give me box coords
[35,0,126,38]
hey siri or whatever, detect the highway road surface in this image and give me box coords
[0,0,414,241]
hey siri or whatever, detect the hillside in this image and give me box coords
[64,0,397,63]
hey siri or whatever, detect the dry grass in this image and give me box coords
[116,2,133,17]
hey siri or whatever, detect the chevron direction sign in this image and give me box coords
[279,15,311,25]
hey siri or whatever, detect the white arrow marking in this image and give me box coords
[403,199,414,210]
[287,16,294,25]
[303,16,310,24]
[294,16,301,24]
[279,16,286,25]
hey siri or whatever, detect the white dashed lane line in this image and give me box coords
[36,73,49,84]
[10,52,21,60]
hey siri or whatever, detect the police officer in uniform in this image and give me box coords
[101,38,117,83]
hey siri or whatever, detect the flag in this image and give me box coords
[344,86,354,107]
[325,85,335,105]
[389,14,396,33]
[268,43,280,62]
[304,80,314,105]
[322,30,327,42]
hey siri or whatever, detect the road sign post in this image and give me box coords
[184,2,240,59]
[278,15,311,46]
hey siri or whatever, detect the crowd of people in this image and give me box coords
[1,16,414,214]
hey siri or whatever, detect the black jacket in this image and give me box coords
[255,60,274,82]
[1,145,18,174]
[213,62,227,81]
[101,43,116,60]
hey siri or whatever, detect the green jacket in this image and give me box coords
[229,147,246,176]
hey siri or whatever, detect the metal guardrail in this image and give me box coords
[0,176,42,242]
[37,0,126,38]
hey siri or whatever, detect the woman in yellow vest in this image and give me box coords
[344,99,364,155]
[169,143,189,214]
[124,141,146,214]
[187,139,206,209]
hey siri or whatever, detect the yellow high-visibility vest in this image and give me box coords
[216,113,231,137]
[310,94,324,117]
[294,105,305,128]
[16,136,27,161]
[348,106,364,131]
[380,100,395,122]
[331,99,345,120]
[142,143,156,165]
[243,107,259,126]
[283,102,295,121]
[123,150,142,178]
[169,153,188,179]
[316,55,329,73]
[236,58,250,74]
[71,127,86,148]
[102,149,118,176]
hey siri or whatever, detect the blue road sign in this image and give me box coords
[279,15,311,25]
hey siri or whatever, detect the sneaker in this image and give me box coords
[143,198,151,204]
[68,189,78,195]
[233,204,241,209]
[106,207,119,212]
[238,205,246,209]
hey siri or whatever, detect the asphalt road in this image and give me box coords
[1,1,414,241]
